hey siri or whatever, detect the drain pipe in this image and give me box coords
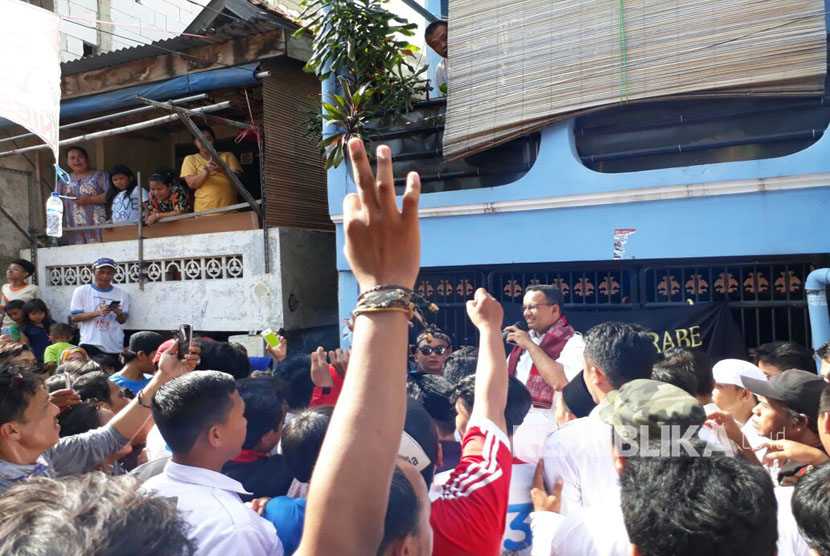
[806,268,830,369]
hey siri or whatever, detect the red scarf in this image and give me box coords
[230,449,270,463]
[507,317,574,408]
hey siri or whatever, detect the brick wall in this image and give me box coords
[53,0,201,62]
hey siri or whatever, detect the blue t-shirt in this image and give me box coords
[263,497,306,555]
[109,372,153,394]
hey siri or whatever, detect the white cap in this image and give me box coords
[713,359,767,388]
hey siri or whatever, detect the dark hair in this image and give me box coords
[73,371,115,405]
[3,299,25,313]
[0,343,33,365]
[651,349,700,396]
[21,299,52,327]
[525,284,565,308]
[452,374,532,433]
[665,348,714,397]
[195,125,216,141]
[49,322,73,340]
[45,374,70,393]
[818,341,830,361]
[195,342,252,380]
[151,371,237,454]
[377,465,421,555]
[756,341,815,374]
[792,463,830,555]
[0,365,44,425]
[424,19,447,39]
[65,145,89,161]
[273,354,315,410]
[237,377,285,450]
[104,164,137,220]
[583,322,658,389]
[63,359,104,378]
[442,345,478,385]
[281,406,333,483]
[148,168,178,188]
[0,473,195,556]
[58,402,102,437]
[407,373,456,431]
[91,353,120,374]
[9,258,35,277]
[620,453,777,556]
[820,382,830,416]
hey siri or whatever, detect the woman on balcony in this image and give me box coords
[58,145,110,244]
[180,125,242,213]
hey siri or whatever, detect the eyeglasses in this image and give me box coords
[522,303,553,312]
[0,373,24,407]
[418,346,449,356]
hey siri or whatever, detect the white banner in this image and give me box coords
[0,0,61,161]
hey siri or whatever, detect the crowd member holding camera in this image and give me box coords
[69,258,129,357]
[503,285,585,416]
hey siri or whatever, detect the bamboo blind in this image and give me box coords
[262,58,333,232]
[443,0,827,160]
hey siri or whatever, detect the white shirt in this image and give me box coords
[69,284,129,354]
[435,57,448,95]
[529,478,809,556]
[144,425,170,462]
[542,405,619,514]
[111,187,148,223]
[514,331,585,387]
[775,487,810,556]
[141,460,283,556]
[529,504,630,556]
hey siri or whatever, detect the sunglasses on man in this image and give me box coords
[417,346,449,356]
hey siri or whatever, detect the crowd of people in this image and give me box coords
[0,138,829,555]
[56,125,243,244]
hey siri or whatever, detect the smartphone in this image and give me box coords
[260,328,281,349]
[107,300,121,310]
[177,324,193,360]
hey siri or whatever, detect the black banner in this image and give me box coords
[504,302,746,362]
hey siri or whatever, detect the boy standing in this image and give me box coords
[43,323,77,365]
[1,259,42,330]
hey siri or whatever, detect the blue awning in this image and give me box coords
[60,63,262,120]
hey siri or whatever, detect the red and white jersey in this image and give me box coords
[431,417,513,556]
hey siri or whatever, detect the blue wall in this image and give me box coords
[329,110,830,340]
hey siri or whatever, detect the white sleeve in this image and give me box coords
[530,511,563,556]
[542,429,583,515]
[557,333,585,382]
[70,286,85,314]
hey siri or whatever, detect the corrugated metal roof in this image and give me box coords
[61,17,291,76]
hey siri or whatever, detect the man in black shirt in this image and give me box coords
[222,377,293,499]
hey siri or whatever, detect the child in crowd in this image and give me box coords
[144,170,192,226]
[105,164,147,224]
[1,299,24,341]
[1,258,42,329]
[110,331,165,393]
[19,299,56,363]
[43,323,77,365]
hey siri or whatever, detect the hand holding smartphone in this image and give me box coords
[177,324,193,360]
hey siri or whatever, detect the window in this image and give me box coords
[576,95,830,173]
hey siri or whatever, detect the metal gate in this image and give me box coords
[414,255,828,350]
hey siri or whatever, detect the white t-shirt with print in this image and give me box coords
[111,188,148,223]
[70,284,129,354]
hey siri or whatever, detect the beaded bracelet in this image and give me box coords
[353,284,439,338]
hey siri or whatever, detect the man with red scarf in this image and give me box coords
[503,285,585,417]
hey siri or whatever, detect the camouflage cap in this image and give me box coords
[599,378,706,440]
